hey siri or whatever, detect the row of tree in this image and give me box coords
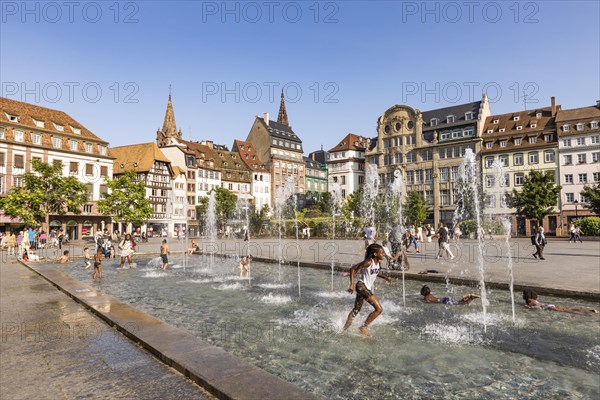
[1,161,599,234]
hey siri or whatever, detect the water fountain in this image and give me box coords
[330,181,342,291]
[205,191,218,267]
[389,169,406,306]
[274,177,299,293]
[361,163,379,239]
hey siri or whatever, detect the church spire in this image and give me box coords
[277,89,289,126]
[157,88,181,146]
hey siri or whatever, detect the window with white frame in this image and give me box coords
[528,136,536,144]
[452,129,461,138]
[32,133,41,145]
[576,123,584,131]
[591,121,598,129]
[72,127,81,134]
[564,155,572,165]
[514,138,521,145]
[54,123,64,132]
[487,129,494,134]
[514,153,523,165]
[440,167,449,182]
[565,193,574,203]
[14,130,24,142]
[425,169,433,183]
[563,124,570,132]
[515,173,524,186]
[593,172,600,182]
[578,154,586,164]
[485,142,493,149]
[500,140,507,147]
[529,152,538,164]
[406,171,414,184]
[544,134,551,142]
[451,166,458,180]
[531,123,537,128]
[70,140,78,151]
[499,128,505,133]
[463,127,474,136]
[440,190,450,205]
[591,135,600,144]
[536,112,542,118]
[513,115,520,121]
[33,119,44,128]
[593,152,600,163]
[544,150,554,163]
[575,137,585,146]
[493,119,499,124]
[486,175,495,187]
[465,112,474,120]
[430,118,438,126]
[578,173,588,183]
[499,155,508,166]
[415,170,423,184]
[564,174,573,184]
[485,157,494,168]
[13,176,24,187]
[52,137,62,148]
[447,115,455,123]
[441,131,451,140]
[425,190,433,205]
[516,125,523,131]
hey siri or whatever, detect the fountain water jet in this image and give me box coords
[330,181,343,291]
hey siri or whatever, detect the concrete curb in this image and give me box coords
[21,261,322,400]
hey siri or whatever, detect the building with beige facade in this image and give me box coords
[0,97,113,238]
[327,133,368,198]
[233,139,271,211]
[366,94,490,226]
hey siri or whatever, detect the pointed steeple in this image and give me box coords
[157,88,181,146]
[277,89,289,126]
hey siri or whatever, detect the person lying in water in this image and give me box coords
[523,288,598,315]
[420,285,480,305]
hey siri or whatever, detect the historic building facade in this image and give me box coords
[555,102,600,226]
[233,139,271,211]
[304,155,328,205]
[366,95,490,226]
[481,99,560,235]
[246,93,305,207]
[327,133,368,198]
[0,97,113,238]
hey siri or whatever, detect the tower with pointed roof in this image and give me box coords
[157,90,182,146]
[277,90,289,126]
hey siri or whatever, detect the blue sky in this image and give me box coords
[1,1,599,152]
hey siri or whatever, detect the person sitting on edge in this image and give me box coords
[188,240,200,255]
[342,243,393,337]
[523,288,597,315]
[59,250,69,264]
[420,285,480,305]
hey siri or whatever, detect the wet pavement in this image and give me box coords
[0,259,216,400]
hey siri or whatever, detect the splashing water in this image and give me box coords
[206,191,218,268]
[330,180,343,291]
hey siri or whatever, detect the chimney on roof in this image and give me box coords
[551,97,556,116]
[264,112,269,126]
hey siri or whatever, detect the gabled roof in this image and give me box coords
[328,133,369,153]
[482,106,558,135]
[232,139,268,172]
[422,101,481,131]
[258,117,302,143]
[110,143,171,174]
[304,156,325,169]
[556,105,600,123]
[213,148,252,183]
[0,96,108,144]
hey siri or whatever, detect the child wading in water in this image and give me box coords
[343,243,392,337]
[83,247,91,269]
[160,239,170,270]
[93,247,103,281]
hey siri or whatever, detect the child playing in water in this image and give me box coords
[160,239,170,270]
[239,255,252,276]
[420,285,480,305]
[83,247,91,269]
[93,247,103,280]
[523,288,597,315]
[59,250,69,263]
[342,243,392,337]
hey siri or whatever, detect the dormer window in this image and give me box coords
[71,127,81,134]
[485,142,493,149]
[529,137,537,144]
[446,115,455,124]
[53,123,64,132]
[591,121,599,129]
[576,123,584,131]
[5,113,19,122]
[563,124,570,132]
[536,112,542,118]
[544,134,552,142]
[493,119,499,124]
[514,138,522,145]
[513,116,520,121]
[430,118,438,126]
[500,140,507,147]
[516,125,523,131]
[499,128,505,133]
[487,129,494,134]
[33,118,44,128]
[465,112,474,120]
[530,123,537,128]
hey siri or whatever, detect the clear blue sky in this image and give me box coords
[1,1,599,152]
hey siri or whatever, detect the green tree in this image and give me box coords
[581,184,600,215]
[318,191,334,214]
[97,170,152,228]
[507,170,561,224]
[343,187,363,219]
[455,181,489,221]
[196,187,238,230]
[249,204,270,235]
[0,159,88,229]
[403,191,429,225]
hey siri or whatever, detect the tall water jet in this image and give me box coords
[389,169,406,306]
[492,160,516,323]
[362,163,379,237]
[330,180,342,290]
[206,191,218,267]
[458,148,488,332]
[183,197,189,271]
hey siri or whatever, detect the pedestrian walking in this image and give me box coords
[532,227,547,260]
[435,222,454,260]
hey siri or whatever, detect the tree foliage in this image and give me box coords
[318,191,334,214]
[196,187,238,229]
[249,204,270,235]
[507,170,561,223]
[343,187,363,219]
[581,184,600,215]
[97,170,152,226]
[403,191,429,225]
[0,159,88,228]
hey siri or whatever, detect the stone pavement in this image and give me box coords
[0,258,216,400]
